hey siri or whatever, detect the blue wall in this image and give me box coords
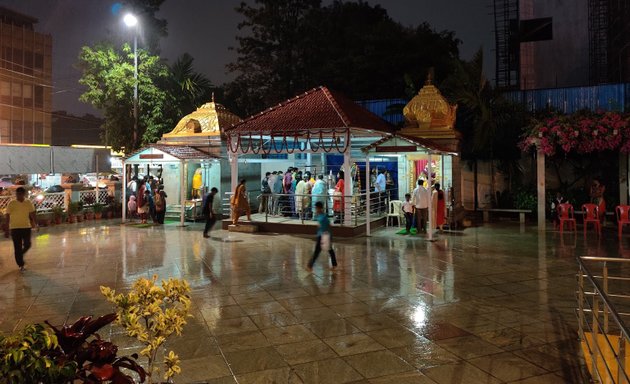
[502,83,630,113]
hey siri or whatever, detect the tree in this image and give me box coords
[118,0,168,53]
[226,0,321,115]
[442,48,529,207]
[167,53,215,118]
[78,43,173,151]
[225,0,461,116]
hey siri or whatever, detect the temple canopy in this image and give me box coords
[160,101,242,146]
[224,86,395,155]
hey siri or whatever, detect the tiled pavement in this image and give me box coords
[0,220,600,383]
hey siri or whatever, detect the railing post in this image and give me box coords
[618,336,626,384]
[578,264,585,341]
[603,262,609,334]
[592,295,601,382]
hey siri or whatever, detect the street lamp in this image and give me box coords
[123,13,138,150]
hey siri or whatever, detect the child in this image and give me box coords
[307,201,337,271]
[402,193,414,234]
[127,195,137,221]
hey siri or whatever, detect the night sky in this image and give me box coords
[2,0,494,116]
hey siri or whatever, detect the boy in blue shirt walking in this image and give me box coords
[307,201,338,271]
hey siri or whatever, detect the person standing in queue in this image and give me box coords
[231,179,251,225]
[3,187,37,271]
[203,187,218,238]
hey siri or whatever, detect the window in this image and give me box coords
[23,121,33,144]
[0,120,9,144]
[34,122,43,144]
[34,53,43,71]
[11,120,22,143]
[22,84,32,107]
[34,86,43,108]
[12,82,22,107]
[1,47,11,69]
[12,48,23,72]
[0,81,9,104]
[24,51,33,75]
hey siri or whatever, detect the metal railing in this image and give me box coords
[222,190,393,227]
[577,256,630,383]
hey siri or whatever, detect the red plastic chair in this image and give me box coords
[582,203,601,236]
[558,203,576,234]
[616,205,630,237]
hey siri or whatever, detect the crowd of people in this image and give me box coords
[126,175,167,225]
[254,167,343,221]
[402,178,446,234]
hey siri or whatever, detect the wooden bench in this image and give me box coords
[481,208,532,224]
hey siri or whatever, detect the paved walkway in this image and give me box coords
[0,220,595,383]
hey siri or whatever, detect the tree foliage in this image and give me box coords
[166,53,215,119]
[118,0,168,53]
[225,0,460,116]
[78,43,173,151]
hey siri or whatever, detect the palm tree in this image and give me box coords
[168,53,214,115]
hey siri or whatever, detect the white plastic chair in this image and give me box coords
[386,200,403,227]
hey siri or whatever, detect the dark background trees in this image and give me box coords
[224,0,461,116]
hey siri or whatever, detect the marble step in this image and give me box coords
[228,224,259,233]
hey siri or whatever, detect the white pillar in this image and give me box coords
[343,147,352,226]
[366,155,371,236]
[428,152,434,241]
[537,149,546,231]
[230,153,238,194]
[180,160,186,226]
[621,152,628,205]
[122,162,127,222]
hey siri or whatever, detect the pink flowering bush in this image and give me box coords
[520,111,630,155]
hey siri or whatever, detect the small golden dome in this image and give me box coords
[403,75,457,130]
[164,102,242,137]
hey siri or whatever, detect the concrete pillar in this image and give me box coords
[179,160,186,226]
[620,153,628,205]
[230,153,238,194]
[366,155,371,236]
[537,149,546,231]
[121,164,127,221]
[428,152,434,241]
[343,148,352,226]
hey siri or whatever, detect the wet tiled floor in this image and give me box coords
[0,220,600,383]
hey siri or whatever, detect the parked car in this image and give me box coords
[45,185,64,193]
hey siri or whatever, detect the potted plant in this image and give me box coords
[52,206,64,225]
[92,203,104,219]
[67,201,80,223]
[37,212,53,227]
[76,202,85,222]
[101,276,191,384]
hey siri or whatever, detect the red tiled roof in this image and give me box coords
[225,86,394,135]
[125,144,219,161]
[362,134,455,154]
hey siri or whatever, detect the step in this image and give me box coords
[228,224,259,233]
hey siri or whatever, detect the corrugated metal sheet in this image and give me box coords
[0,146,111,175]
[503,83,630,113]
[356,98,407,125]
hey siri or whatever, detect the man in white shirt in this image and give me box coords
[375,169,387,213]
[412,179,429,233]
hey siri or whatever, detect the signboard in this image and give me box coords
[139,154,164,160]
[375,145,417,153]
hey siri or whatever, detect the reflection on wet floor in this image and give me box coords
[0,220,602,383]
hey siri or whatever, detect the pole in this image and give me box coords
[180,160,186,226]
[537,149,546,231]
[366,155,371,236]
[122,162,127,222]
[132,32,138,150]
[428,152,434,241]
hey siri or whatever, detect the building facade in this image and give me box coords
[0,7,52,144]
[493,0,629,90]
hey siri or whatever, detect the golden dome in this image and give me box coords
[403,75,457,131]
[163,102,242,137]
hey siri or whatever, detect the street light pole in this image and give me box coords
[132,31,138,150]
[123,13,139,150]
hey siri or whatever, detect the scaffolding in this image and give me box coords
[493,0,519,89]
[588,0,609,84]
[608,0,630,83]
